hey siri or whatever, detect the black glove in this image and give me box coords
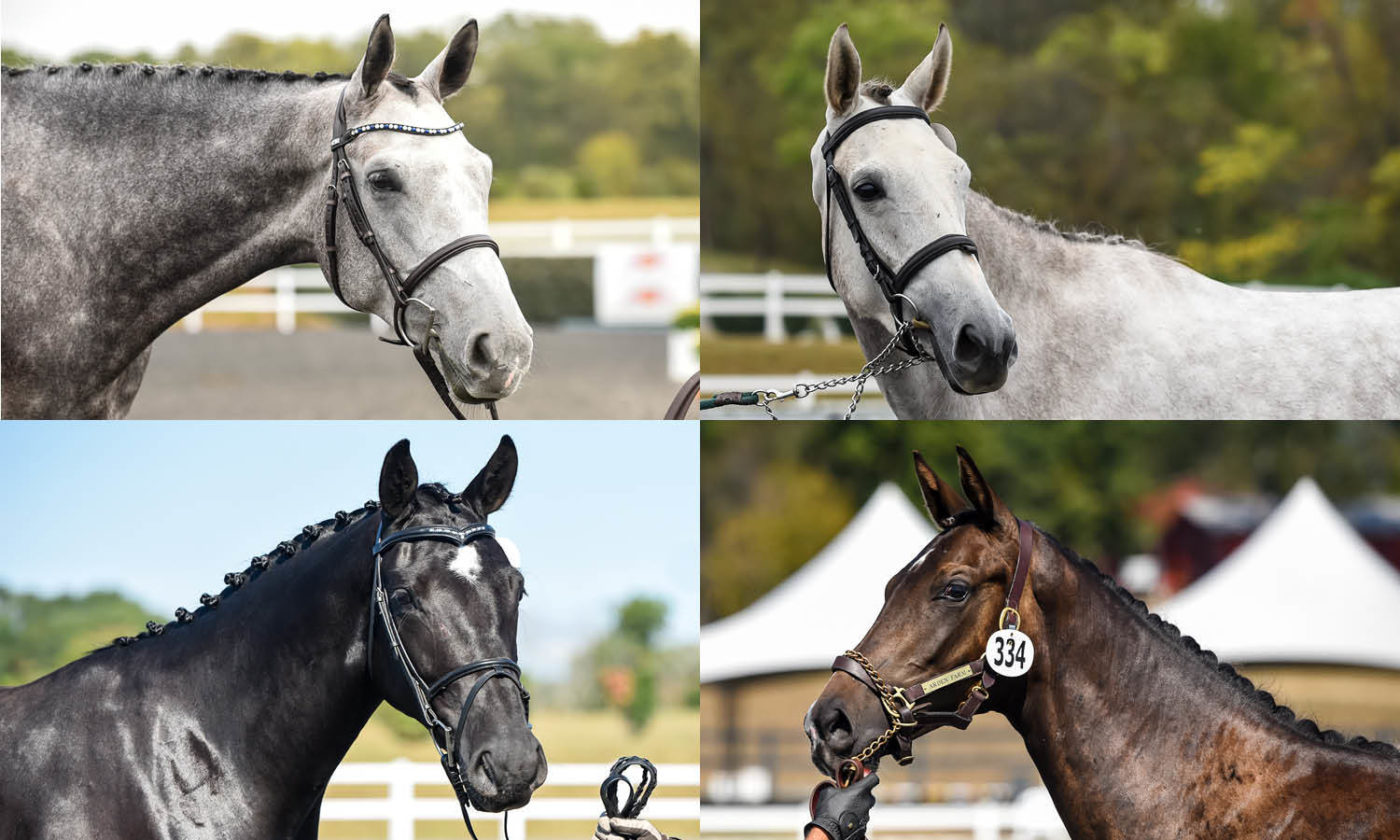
[805,772,879,840]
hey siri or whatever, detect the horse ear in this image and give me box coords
[899,23,952,113]
[350,14,396,99]
[955,446,1016,531]
[464,435,518,516]
[825,24,862,117]
[417,19,478,102]
[379,439,418,520]
[913,450,970,529]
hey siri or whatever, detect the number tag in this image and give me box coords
[984,628,1034,677]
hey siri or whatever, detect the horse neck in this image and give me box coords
[1002,537,1353,836]
[22,72,337,339]
[122,512,382,819]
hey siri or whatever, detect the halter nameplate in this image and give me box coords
[918,662,976,695]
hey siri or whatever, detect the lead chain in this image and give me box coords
[756,321,927,420]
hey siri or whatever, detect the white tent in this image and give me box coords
[701,483,936,683]
[1157,477,1400,670]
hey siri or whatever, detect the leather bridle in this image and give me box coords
[324,85,503,420]
[369,518,530,840]
[829,518,1032,784]
[822,105,980,393]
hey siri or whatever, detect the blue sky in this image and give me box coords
[0,421,697,681]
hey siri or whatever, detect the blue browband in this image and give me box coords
[372,522,495,555]
[331,120,466,150]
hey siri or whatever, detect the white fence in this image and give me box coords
[703,789,1067,840]
[699,272,841,342]
[183,216,699,334]
[322,761,699,840]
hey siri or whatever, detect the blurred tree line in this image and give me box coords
[0,587,155,684]
[1,15,699,200]
[702,0,1400,286]
[701,422,1400,622]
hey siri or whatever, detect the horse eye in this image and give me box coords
[852,180,884,201]
[367,170,399,192]
[389,588,415,614]
[941,581,969,602]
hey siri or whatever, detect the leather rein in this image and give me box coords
[324,85,502,420]
[829,518,1033,784]
[822,105,980,394]
[369,518,530,840]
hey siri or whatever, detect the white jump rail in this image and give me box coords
[323,761,699,840]
[183,216,699,333]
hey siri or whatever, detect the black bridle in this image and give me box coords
[369,518,530,840]
[324,85,503,420]
[822,105,980,392]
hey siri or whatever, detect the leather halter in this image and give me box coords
[822,105,980,391]
[369,518,530,840]
[830,519,1033,778]
[324,85,502,420]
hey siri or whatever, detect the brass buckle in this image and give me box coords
[998,607,1021,630]
[966,683,990,704]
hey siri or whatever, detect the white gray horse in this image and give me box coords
[1,15,531,418]
[815,23,1400,419]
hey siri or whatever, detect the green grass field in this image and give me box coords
[701,335,867,374]
[321,707,699,840]
[492,197,698,221]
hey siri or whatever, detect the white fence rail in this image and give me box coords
[699,272,842,342]
[702,790,1067,840]
[323,761,699,840]
[183,217,699,334]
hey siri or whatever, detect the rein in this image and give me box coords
[323,85,502,420]
[700,106,981,419]
[830,519,1032,784]
[369,517,530,840]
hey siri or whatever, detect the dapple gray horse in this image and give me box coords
[1,15,531,418]
[816,24,1400,419]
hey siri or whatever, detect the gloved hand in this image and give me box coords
[595,815,669,840]
[805,772,879,840]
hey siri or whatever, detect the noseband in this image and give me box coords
[822,105,980,391]
[369,518,531,840]
[324,85,502,420]
[829,518,1032,783]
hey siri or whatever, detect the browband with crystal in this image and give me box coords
[332,120,466,150]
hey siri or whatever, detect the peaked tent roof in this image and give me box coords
[701,483,936,683]
[1157,477,1400,670]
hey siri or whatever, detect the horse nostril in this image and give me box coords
[468,331,494,372]
[955,323,987,364]
[817,702,855,753]
[478,750,499,787]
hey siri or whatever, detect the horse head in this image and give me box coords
[806,447,1037,777]
[370,437,546,810]
[328,16,532,404]
[813,24,1016,395]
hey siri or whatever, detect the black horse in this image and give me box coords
[0,436,546,839]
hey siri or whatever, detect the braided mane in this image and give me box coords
[1037,528,1400,760]
[105,500,381,648]
[1,62,347,83]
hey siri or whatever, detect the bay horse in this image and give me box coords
[1,15,531,418]
[0,436,546,839]
[814,24,1400,419]
[806,447,1400,838]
